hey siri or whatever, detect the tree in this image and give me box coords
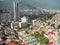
[30,32,49,45]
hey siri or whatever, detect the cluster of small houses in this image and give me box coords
[0,21,60,45]
[26,19,60,45]
[27,26,60,45]
[0,24,30,45]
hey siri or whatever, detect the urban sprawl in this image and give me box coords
[0,8,60,45]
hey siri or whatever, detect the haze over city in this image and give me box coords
[0,0,60,45]
[0,0,60,10]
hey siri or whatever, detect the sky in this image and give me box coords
[0,0,60,10]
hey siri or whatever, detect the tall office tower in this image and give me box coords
[13,0,20,21]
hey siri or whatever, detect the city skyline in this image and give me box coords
[0,0,60,11]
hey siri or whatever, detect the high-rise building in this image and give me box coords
[21,16,28,23]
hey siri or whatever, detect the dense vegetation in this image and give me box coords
[30,32,49,45]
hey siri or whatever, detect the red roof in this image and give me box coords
[58,34,60,37]
[39,29,43,32]
[50,30,56,34]
[12,38,18,40]
[0,40,3,42]
[8,42,16,45]
[49,42,53,45]
[24,43,29,45]
[18,40,23,44]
